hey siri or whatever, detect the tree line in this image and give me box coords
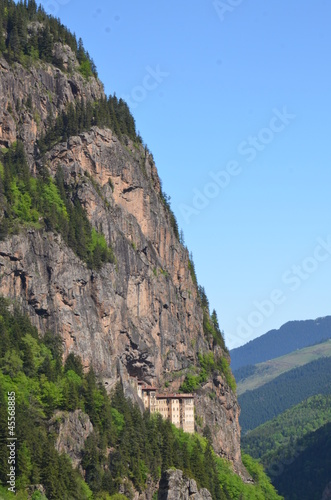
[0,298,282,499]
[37,96,141,156]
[0,0,97,76]
[239,357,331,433]
[242,393,331,476]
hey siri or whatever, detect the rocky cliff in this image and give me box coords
[158,470,213,500]
[0,41,247,478]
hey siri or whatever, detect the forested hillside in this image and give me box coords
[0,0,96,74]
[241,394,331,473]
[239,357,331,432]
[234,339,331,395]
[273,423,331,500]
[0,297,283,499]
[0,0,250,479]
[230,317,331,370]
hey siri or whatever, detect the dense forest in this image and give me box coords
[230,317,331,370]
[37,97,143,154]
[0,298,283,499]
[241,393,331,474]
[0,0,96,76]
[273,422,331,500]
[239,357,331,432]
[232,364,257,383]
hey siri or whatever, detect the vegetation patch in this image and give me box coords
[0,298,281,499]
[235,339,331,396]
[239,357,331,433]
[242,393,331,476]
[37,97,141,156]
[0,143,115,270]
[0,0,97,76]
[180,352,236,394]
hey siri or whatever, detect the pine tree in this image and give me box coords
[8,25,21,61]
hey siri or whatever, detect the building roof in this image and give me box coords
[155,393,194,399]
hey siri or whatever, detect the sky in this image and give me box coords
[39,0,331,350]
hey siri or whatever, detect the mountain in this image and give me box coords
[241,393,331,472]
[0,0,239,463]
[235,339,331,395]
[238,357,331,433]
[0,2,285,499]
[242,397,331,500]
[230,316,331,371]
[273,422,331,500]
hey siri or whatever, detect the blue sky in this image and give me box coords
[40,0,331,349]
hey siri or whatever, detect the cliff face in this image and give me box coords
[0,46,103,156]
[158,470,213,500]
[0,49,246,476]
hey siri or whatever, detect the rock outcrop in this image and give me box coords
[158,470,212,500]
[195,376,249,479]
[0,52,103,157]
[0,43,248,477]
[49,410,93,469]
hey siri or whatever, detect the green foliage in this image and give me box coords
[210,453,275,500]
[238,357,331,433]
[272,422,331,500]
[236,339,331,396]
[179,372,203,393]
[0,0,97,76]
[159,179,180,241]
[218,357,236,392]
[188,254,198,287]
[0,298,282,499]
[37,97,141,155]
[233,364,257,383]
[64,352,84,377]
[241,454,283,499]
[0,143,115,270]
[197,285,228,351]
[0,298,94,499]
[180,353,235,394]
[0,485,29,498]
[242,393,331,478]
[110,407,125,434]
[0,141,67,233]
[79,59,93,79]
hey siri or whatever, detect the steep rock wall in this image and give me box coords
[0,52,248,477]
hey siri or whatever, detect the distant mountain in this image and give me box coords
[230,316,331,371]
[238,356,331,433]
[235,339,331,395]
[273,422,331,500]
[241,393,331,472]
[244,405,331,500]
